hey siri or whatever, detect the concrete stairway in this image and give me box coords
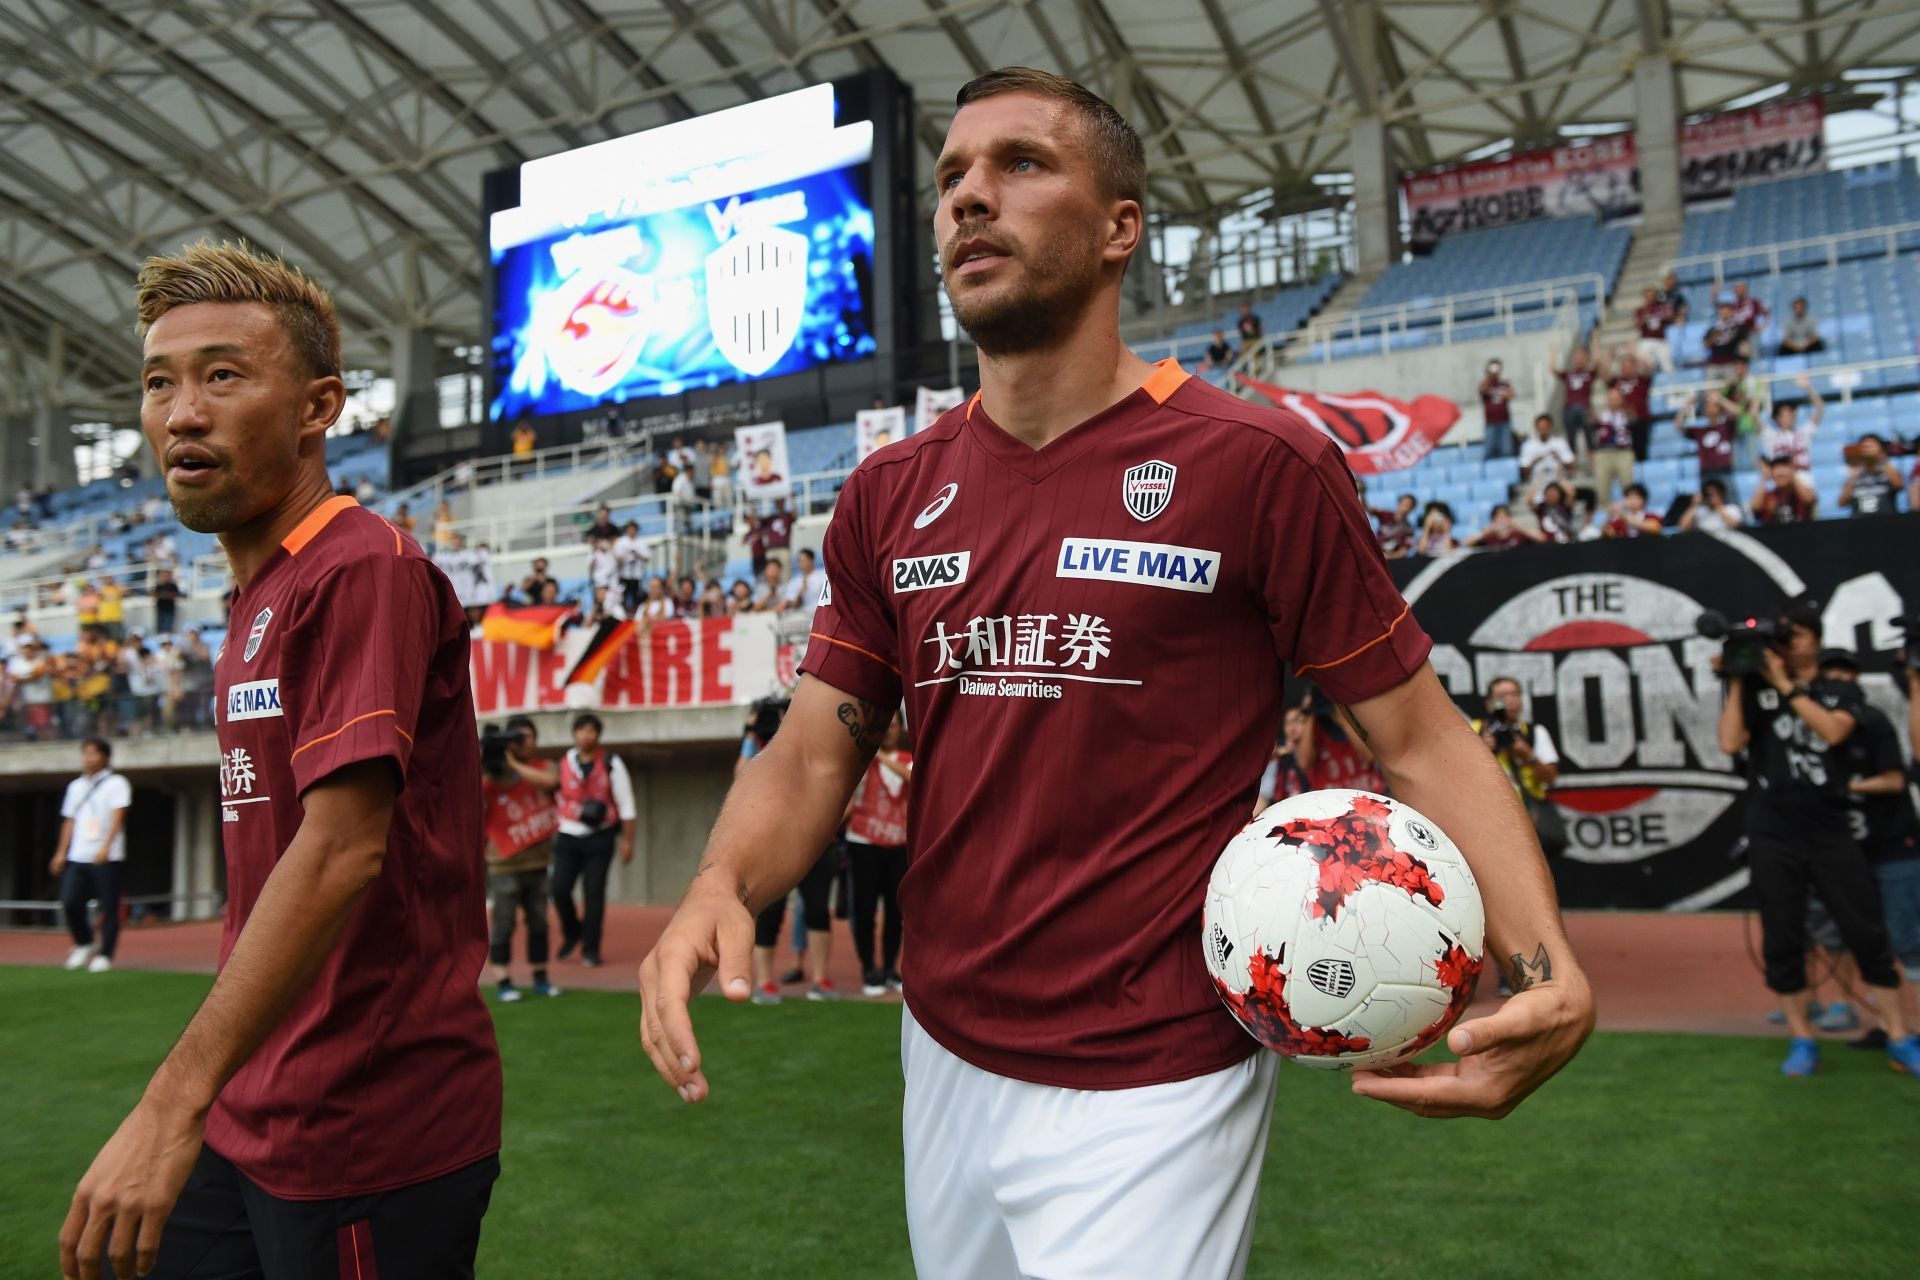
[1593,221,1685,356]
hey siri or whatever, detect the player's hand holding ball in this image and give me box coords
[637,867,756,1104]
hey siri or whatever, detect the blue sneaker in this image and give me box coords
[1815,1002,1861,1033]
[1781,1037,1819,1077]
[1889,1035,1920,1076]
[532,980,561,998]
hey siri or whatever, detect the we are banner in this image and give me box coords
[470,613,781,716]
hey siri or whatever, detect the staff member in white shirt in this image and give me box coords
[551,713,638,968]
[50,737,133,972]
[613,521,649,615]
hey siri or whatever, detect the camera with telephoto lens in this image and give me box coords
[480,723,512,776]
[1695,610,1786,677]
[1487,700,1519,753]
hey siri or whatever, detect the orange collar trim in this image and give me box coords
[1141,358,1190,405]
[282,495,359,556]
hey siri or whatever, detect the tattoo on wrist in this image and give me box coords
[836,698,885,756]
[692,859,750,907]
[1509,942,1553,990]
[1336,704,1371,745]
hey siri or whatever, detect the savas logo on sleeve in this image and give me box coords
[1056,538,1220,594]
[893,551,970,594]
[224,678,283,722]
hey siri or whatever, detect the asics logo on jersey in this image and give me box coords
[913,483,959,529]
[1056,538,1219,594]
[893,552,970,594]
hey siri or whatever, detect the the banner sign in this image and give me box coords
[734,422,792,501]
[470,613,780,716]
[1403,98,1825,246]
[915,385,965,435]
[1237,377,1460,475]
[856,405,906,460]
[1388,516,1917,910]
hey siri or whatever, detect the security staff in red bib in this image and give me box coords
[552,713,636,967]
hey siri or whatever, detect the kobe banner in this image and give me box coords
[1386,517,1919,912]
[1236,377,1460,475]
[1402,98,1825,246]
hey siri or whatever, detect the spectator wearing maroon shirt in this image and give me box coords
[1236,302,1262,346]
[1729,281,1768,337]
[66,242,500,1280]
[1602,483,1663,538]
[1371,492,1417,559]
[1632,287,1674,373]
[1606,349,1654,461]
[1478,358,1516,460]
[1656,271,1689,324]
[1679,389,1738,494]
[1467,504,1542,550]
[1753,456,1817,525]
[1703,301,1749,369]
[638,67,1591,1278]
[1551,345,1597,452]
[1590,385,1637,503]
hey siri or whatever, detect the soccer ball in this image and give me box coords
[1202,789,1484,1071]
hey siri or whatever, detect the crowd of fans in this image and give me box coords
[1370,274,1917,559]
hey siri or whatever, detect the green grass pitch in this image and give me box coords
[1,967,1914,1278]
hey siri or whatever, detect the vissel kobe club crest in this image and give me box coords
[706,226,807,378]
[1122,460,1176,522]
[243,607,273,663]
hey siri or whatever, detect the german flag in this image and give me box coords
[565,618,637,687]
[480,602,575,650]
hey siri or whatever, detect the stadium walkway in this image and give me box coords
[0,909,1800,1036]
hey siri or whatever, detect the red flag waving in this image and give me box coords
[1235,376,1460,475]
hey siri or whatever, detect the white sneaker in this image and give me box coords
[64,943,99,971]
[87,955,112,973]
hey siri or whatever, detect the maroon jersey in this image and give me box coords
[1593,407,1635,451]
[1614,374,1651,420]
[1555,367,1594,408]
[800,362,1431,1088]
[1684,413,1736,472]
[1479,379,1514,426]
[208,496,499,1198]
[1634,303,1670,339]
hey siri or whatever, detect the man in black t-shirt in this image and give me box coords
[1717,601,1920,1077]
[1202,331,1233,369]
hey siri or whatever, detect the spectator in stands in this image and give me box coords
[519,556,554,604]
[13,484,32,521]
[673,575,699,617]
[1718,358,1768,470]
[1729,281,1768,337]
[1550,344,1597,452]
[637,575,674,624]
[72,626,118,738]
[1478,359,1516,460]
[753,558,789,612]
[1840,434,1903,517]
[1752,455,1817,524]
[97,578,126,642]
[585,585,624,628]
[1603,484,1663,538]
[1606,350,1654,461]
[584,503,619,544]
[75,580,101,635]
[1678,478,1745,532]
[431,500,457,552]
[1414,502,1455,558]
[178,630,214,730]
[1236,303,1262,346]
[588,534,619,602]
[354,475,377,505]
[1295,691,1384,793]
[1777,296,1824,355]
[671,464,698,532]
[613,521,648,615]
[785,548,826,612]
[1590,384,1637,503]
[700,581,728,618]
[7,635,54,740]
[50,737,132,973]
[763,499,794,566]
[155,637,184,733]
[1757,375,1823,477]
[1465,504,1541,551]
[709,442,733,509]
[744,512,774,575]
[727,579,754,615]
[1678,390,1738,495]
[1703,301,1749,369]
[511,420,537,457]
[389,502,414,534]
[1253,707,1312,816]
[1633,287,1675,373]
[1519,414,1576,490]
[1372,493,1417,560]
[1202,331,1233,371]
[551,713,635,969]
[121,639,163,736]
[1656,270,1689,324]
[536,579,564,607]
[1529,479,1576,544]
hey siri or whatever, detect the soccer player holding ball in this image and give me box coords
[60,243,500,1279]
[638,69,1593,1277]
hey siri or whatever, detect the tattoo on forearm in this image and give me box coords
[836,698,885,756]
[1509,943,1553,990]
[691,859,751,907]
[1337,704,1371,745]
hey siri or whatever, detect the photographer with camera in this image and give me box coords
[552,712,637,968]
[1713,600,1920,1076]
[481,717,562,1001]
[1295,689,1385,794]
[1472,678,1565,856]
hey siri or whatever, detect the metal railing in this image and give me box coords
[1232,273,1602,377]
[0,559,218,623]
[1652,351,1920,413]
[1663,218,1920,290]
[0,889,226,929]
[383,432,654,519]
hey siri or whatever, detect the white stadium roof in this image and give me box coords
[4,0,1919,412]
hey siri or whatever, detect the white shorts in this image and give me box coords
[901,1008,1279,1280]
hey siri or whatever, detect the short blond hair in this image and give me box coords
[136,240,341,379]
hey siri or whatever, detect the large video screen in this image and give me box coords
[488,82,879,420]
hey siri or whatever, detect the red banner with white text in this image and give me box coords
[1235,377,1461,475]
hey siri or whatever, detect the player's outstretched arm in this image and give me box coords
[59,758,397,1280]
[1333,664,1596,1119]
[638,674,883,1104]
